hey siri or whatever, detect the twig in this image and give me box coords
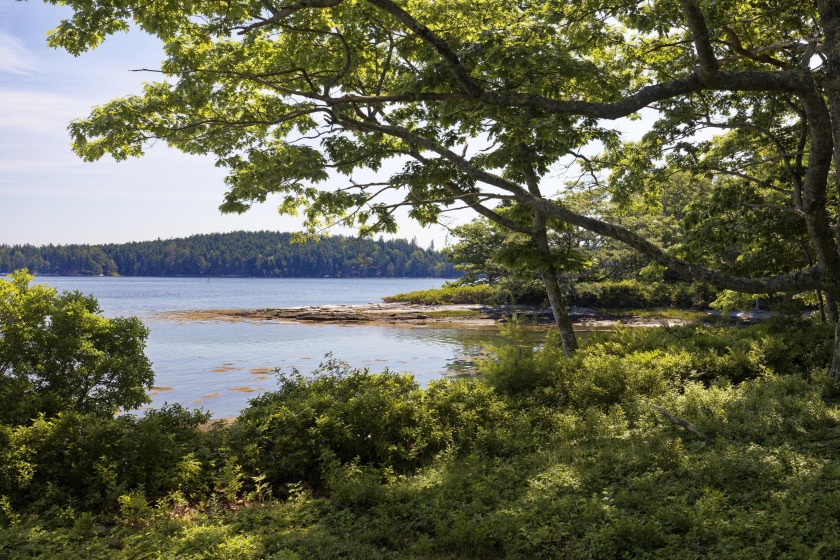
[652,404,712,441]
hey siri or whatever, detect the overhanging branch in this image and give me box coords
[335,113,826,294]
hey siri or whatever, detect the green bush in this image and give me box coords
[383,284,497,304]
[571,279,714,309]
[4,318,840,559]
[323,459,389,508]
[385,279,716,308]
[481,321,834,409]
[588,320,832,382]
[0,270,154,424]
[383,279,548,306]
[425,378,512,456]
[229,357,445,490]
[479,321,558,396]
[0,404,217,513]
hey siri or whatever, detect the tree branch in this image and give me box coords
[334,113,826,294]
[237,0,345,34]
[680,0,720,82]
[652,404,711,441]
[363,0,484,97]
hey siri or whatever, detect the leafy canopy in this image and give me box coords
[40,0,840,304]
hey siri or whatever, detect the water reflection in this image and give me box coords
[142,319,547,418]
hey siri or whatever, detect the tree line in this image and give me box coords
[0,231,457,278]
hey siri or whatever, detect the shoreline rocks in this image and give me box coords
[153,303,693,328]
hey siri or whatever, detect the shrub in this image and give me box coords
[229,357,445,490]
[323,459,388,508]
[589,321,832,381]
[571,279,714,309]
[425,378,512,456]
[383,279,548,306]
[480,321,834,412]
[3,321,840,558]
[0,405,216,513]
[385,278,716,309]
[479,321,559,396]
[0,270,154,424]
[383,284,497,304]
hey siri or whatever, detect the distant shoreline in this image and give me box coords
[0,231,458,279]
[22,274,454,280]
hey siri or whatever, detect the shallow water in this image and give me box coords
[35,277,521,417]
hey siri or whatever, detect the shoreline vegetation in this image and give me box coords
[4,315,839,558]
[4,272,840,558]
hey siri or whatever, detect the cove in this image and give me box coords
[35,276,512,417]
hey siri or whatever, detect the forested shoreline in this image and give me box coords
[0,231,457,278]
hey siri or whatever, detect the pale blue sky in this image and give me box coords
[0,2,455,247]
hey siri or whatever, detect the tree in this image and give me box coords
[42,0,840,377]
[0,270,154,424]
[445,220,509,286]
[447,212,589,355]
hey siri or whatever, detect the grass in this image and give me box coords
[383,285,496,305]
[422,310,485,318]
[598,308,709,322]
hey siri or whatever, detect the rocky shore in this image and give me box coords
[154,303,696,328]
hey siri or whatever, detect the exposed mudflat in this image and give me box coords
[153,303,694,328]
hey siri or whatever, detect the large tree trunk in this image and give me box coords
[816,1,840,379]
[519,154,579,356]
[826,291,839,323]
[540,269,577,356]
[831,317,840,381]
[818,289,827,323]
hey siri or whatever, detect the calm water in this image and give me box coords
[34,277,507,418]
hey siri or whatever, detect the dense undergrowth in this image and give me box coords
[382,284,498,305]
[385,279,715,309]
[3,319,840,558]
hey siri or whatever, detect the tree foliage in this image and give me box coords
[448,214,589,282]
[40,0,840,374]
[0,270,154,424]
[444,220,509,286]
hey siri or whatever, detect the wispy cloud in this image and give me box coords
[0,32,35,75]
[0,90,89,135]
[0,158,78,173]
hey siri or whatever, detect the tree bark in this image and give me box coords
[827,291,839,323]
[811,1,840,380]
[518,149,579,356]
[831,317,840,382]
[818,289,827,323]
[540,268,578,357]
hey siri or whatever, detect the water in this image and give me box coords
[37,276,447,315]
[33,277,508,418]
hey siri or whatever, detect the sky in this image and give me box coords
[0,2,455,248]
